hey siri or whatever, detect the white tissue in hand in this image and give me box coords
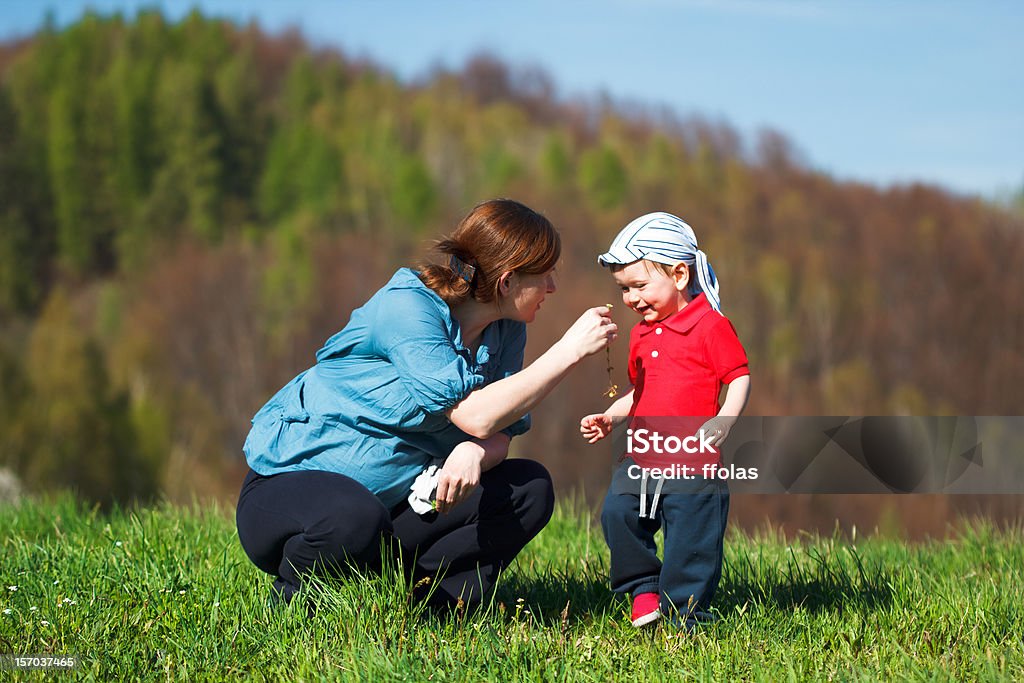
[408,464,441,514]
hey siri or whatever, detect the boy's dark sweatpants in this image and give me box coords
[236,458,554,608]
[601,469,729,628]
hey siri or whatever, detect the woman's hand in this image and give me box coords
[580,413,616,444]
[435,441,485,513]
[557,307,618,362]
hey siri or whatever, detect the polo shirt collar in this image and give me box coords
[636,293,713,336]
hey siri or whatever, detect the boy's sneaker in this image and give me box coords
[630,592,661,627]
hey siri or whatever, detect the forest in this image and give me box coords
[0,11,1021,531]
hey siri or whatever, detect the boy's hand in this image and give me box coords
[698,416,736,448]
[702,376,749,447]
[580,413,615,443]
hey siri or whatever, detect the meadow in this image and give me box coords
[1,495,1021,681]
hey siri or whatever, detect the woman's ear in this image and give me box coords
[498,271,514,296]
[672,263,690,292]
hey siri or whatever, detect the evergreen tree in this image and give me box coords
[23,289,157,505]
[0,89,51,313]
[578,145,628,210]
[258,56,343,224]
[391,155,438,229]
[540,133,573,191]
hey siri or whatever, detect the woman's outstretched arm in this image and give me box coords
[447,306,616,438]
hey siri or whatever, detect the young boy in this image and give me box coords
[581,212,750,630]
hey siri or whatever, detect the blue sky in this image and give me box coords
[3,0,1022,199]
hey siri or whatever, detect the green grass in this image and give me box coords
[1,495,1022,681]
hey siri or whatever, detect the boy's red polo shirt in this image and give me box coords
[628,293,749,419]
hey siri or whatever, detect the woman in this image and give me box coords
[236,199,617,609]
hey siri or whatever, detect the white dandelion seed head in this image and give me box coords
[7,586,17,592]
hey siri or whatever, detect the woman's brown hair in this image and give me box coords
[419,199,561,306]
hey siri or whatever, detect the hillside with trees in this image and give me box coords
[0,11,1021,529]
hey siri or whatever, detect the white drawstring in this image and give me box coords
[639,469,667,520]
[639,469,649,518]
[649,475,666,519]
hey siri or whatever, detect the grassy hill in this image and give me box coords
[1,495,1021,680]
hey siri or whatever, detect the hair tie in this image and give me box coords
[449,254,477,285]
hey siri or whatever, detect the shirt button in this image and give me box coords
[651,350,659,358]
[655,328,663,335]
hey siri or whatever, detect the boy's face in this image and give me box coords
[611,260,689,323]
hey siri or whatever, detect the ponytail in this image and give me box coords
[418,239,476,306]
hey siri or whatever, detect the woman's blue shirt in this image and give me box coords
[242,268,531,509]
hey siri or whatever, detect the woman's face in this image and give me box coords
[505,269,557,322]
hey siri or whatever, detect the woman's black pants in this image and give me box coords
[235,458,554,608]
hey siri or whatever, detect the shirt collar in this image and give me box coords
[636,293,714,336]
